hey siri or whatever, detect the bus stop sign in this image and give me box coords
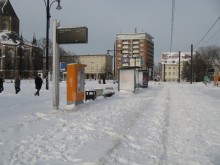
[57,27,88,44]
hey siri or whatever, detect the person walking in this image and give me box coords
[34,74,43,96]
[0,75,4,93]
[14,76,21,94]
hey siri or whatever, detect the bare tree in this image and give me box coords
[182,45,220,82]
[37,37,53,56]
[197,45,220,65]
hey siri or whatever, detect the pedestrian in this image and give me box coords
[14,76,21,94]
[0,75,4,93]
[34,74,43,96]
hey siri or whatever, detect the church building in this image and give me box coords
[0,0,43,78]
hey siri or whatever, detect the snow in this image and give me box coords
[0,79,220,165]
[0,31,33,46]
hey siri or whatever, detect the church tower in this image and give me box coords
[0,0,19,34]
[0,0,43,79]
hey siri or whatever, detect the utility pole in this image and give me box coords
[113,43,115,84]
[179,51,181,83]
[164,63,166,82]
[190,44,193,84]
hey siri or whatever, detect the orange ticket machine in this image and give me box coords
[67,63,87,105]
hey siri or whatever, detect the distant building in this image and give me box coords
[161,52,192,82]
[0,0,43,78]
[115,32,154,80]
[78,54,113,79]
[59,54,113,80]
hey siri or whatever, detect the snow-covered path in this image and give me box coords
[0,81,220,165]
[166,83,220,165]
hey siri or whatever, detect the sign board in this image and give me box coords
[57,27,88,44]
[60,62,66,71]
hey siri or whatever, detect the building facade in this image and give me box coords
[59,54,113,80]
[161,52,192,82]
[115,32,154,80]
[78,54,113,79]
[0,0,43,78]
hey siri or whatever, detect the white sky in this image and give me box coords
[9,0,220,63]
[0,80,220,164]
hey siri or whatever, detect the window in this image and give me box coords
[2,21,8,30]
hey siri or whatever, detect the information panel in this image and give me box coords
[57,27,88,44]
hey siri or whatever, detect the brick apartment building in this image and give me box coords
[115,32,154,80]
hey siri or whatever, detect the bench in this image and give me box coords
[102,87,115,98]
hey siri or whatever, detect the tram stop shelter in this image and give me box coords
[118,67,148,93]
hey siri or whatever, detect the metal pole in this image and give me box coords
[179,51,181,83]
[191,44,193,84]
[52,19,60,110]
[46,0,50,90]
[164,63,165,81]
[113,43,115,84]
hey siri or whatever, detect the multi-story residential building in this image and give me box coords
[115,32,154,80]
[161,52,192,82]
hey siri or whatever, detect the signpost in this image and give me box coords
[57,27,88,44]
[52,20,88,110]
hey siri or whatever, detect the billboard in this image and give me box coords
[57,27,88,44]
[119,69,135,92]
[161,52,193,64]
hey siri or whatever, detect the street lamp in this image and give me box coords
[44,0,62,90]
[107,46,122,84]
[107,43,116,83]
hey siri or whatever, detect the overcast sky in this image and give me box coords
[10,0,220,63]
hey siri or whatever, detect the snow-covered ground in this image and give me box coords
[0,79,220,165]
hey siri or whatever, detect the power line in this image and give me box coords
[170,0,175,54]
[194,16,220,49]
[202,26,220,46]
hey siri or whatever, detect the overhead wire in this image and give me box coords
[202,26,220,46]
[194,16,220,49]
[170,0,175,54]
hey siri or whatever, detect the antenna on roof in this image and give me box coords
[135,27,137,33]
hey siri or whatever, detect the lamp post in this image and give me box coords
[44,0,62,90]
[107,43,117,83]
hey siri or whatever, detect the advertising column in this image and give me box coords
[67,63,86,105]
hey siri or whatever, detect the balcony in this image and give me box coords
[123,45,129,49]
[133,45,139,49]
[133,50,139,53]
[122,50,129,53]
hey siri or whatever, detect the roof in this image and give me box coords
[116,32,154,42]
[0,0,18,18]
[0,31,36,47]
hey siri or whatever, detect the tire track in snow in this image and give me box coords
[159,86,170,165]
[98,85,171,165]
